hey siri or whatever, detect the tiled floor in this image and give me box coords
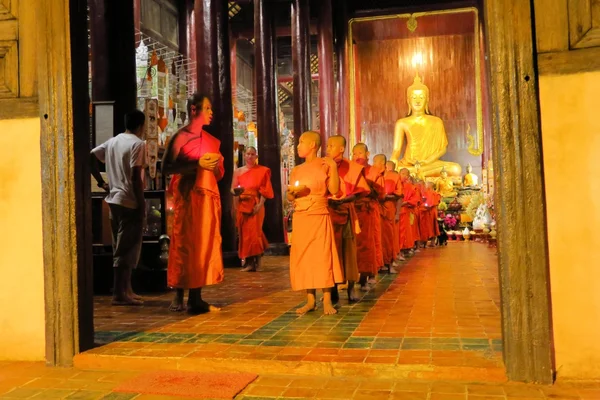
[81,243,505,381]
[1,361,599,399]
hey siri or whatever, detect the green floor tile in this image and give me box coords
[101,393,138,400]
[262,340,290,347]
[238,339,264,346]
[342,342,372,349]
[462,344,491,351]
[66,390,108,400]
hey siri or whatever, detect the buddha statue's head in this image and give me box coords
[407,75,430,116]
[466,163,473,173]
[414,160,422,171]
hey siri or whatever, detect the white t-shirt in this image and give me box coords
[92,133,146,209]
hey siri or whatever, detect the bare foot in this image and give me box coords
[323,300,338,315]
[360,284,369,292]
[112,296,143,306]
[348,289,360,302]
[241,265,256,272]
[296,301,317,315]
[389,267,399,274]
[169,290,184,312]
[368,277,377,284]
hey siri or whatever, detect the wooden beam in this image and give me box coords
[484,0,554,384]
[538,46,600,75]
[0,97,39,119]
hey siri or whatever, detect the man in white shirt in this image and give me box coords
[91,110,146,306]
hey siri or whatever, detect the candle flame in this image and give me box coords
[294,181,300,187]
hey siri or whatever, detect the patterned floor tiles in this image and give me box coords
[1,362,599,399]
[82,242,505,379]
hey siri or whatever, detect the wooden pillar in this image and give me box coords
[334,0,349,140]
[89,0,137,135]
[254,0,287,250]
[178,0,196,64]
[317,0,335,153]
[230,35,238,104]
[194,0,237,257]
[291,0,311,164]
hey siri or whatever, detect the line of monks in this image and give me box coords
[287,131,442,315]
[162,94,442,315]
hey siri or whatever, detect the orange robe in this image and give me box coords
[167,130,225,289]
[236,166,274,259]
[412,186,423,243]
[381,171,402,265]
[399,181,419,250]
[365,165,385,269]
[328,159,369,283]
[290,159,343,290]
[419,189,437,241]
[431,191,442,237]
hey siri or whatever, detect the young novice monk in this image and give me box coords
[421,181,441,247]
[399,168,419,258]
[288,131,343,315]
[380,158,403,272]
[231,146,274,272]
[352,143,384,290]
[373,154,396,273]
[326,135,370,302]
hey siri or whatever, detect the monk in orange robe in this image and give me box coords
[326,135,370,302]
[424,181,441,245]
[373,154,396,273]
[352,143,384,291]
[381,160,403,272]
[162,94,224,314]
[399,168,419,257]
[288,131,343,315]
[419,181,437,246]
[412,178,423,250]
[387,161,406,262]
[231,146,274,272]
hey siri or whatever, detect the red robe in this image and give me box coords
[399,181,419,250]
[419,189,437,241]
[167,129,225,289]
[236,166,274,259]
[381,171,402,265]
[289,158,343,290]
[365,165,385,269]
[412,185,423,243]
[328,159,369,283]
[355,164,384,276]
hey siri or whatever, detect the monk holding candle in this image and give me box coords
[399,168,419,257]
[420,181,441,246]
[326,135,370,302]
[231,146,274,272]
[380,159,403,272]
[352,143,384,290]
[288,131,343,315]
[162,94,224,314]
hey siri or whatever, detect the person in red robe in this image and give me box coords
[352,143,384,291]
[373,154,398,273]
[231,146,274,272]
[411,177,423,251]
[425,181,442,244]
[387,161,406,262]
[326,135,370,302]
[162,94,224,314]
[381,160,403,272]
[288,131,343,315]
[398,168,419,257]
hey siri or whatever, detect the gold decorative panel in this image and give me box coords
[568,0,600,49]
[0,40,17,97]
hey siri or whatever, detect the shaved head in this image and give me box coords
[353,143,368,153]
[329,135,346,148]
[386,161,396,172]
[301,130,321,149]
[374,154,387,163]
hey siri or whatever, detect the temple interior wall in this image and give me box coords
[0,118,46,360]
[539,71,600,380]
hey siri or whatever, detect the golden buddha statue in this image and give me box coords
[391,75,462,178]
[463,163,479,187]
[436,167,457,198]
[410,160,426,181]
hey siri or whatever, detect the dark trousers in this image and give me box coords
[109,203,143,270]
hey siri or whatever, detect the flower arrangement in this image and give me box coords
[438,201,448,211]
[443,213,458,230]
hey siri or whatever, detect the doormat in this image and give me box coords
[114,370,258,399]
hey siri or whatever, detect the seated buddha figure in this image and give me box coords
[463,163,479,187]
[390,75,462,178]
[436,167,457,198]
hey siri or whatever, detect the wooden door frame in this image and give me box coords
[38,0,555,383]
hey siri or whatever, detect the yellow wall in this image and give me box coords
[539,72,600,380]
[0,118,45,360]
